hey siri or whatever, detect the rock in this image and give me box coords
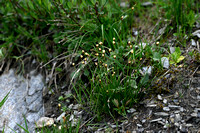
[73,104,82,110]
[142,66,153,75]
[150,118,162,122]
[154,112,169,117]
[192,30,200,38]
[191,39,196,46]
[191,112,197,117]
[161,57,169,69]
[157,94,163,100]
[163,99,167,104]
[175,114,181,122]
[0,69,44,133]
[69,114,74,121]
[170,47,175,53]
[56,112,66,122]
[120,2,129,8]
[36,117,54,128]
[168,105,180,108]
[127,108,136,113]
[137,124,142,127]
[141,2,153,6]
[163,107,170,111]
[147,104,157,107]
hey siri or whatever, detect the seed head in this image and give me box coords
[95,53,99,56]
[82,61,85,64]
[102,54,105,57]
[109,48,112,52]
[96,44,99,47]
[72,63,75,66]
[131,7,134,10]
[121,16,124,20]
[130,45,133,48]
[85,52,89,56]
[80,55,83,58]
[102,50,105,54]
[105,64,107,67]
[113,41,115,45]
[95,62,98,66]
[99,48,101,51]
[113,37,116,41]
[84,58,87,61]
[82,50,85,53]
[128,41,131,45]
[99,42,103,45]
[131,49,133,53]
[113,55,116,59]
[156,41,159,45]
[58,103,61,108]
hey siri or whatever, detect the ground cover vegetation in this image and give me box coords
[0,0,200,132]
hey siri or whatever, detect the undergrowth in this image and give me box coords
[0,0,199,132]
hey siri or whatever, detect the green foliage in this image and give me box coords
[169,47,185,65]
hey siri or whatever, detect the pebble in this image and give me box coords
[191,39,196,46]
[168,105,180,108]
[161,57,169,69]
[150,118,162,123]
[175,114,181,122]
[157,94,163,100]
[154,112,169,116]
[163,107,170,111]
[36,117,54,128]
[127,108,136,113]
[163,99,167,104]
[56,112,66,122]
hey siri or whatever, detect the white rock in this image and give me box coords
[69,114,74,121]
[157,94,163,100]
[127,108,136,113]
[192,30,200,38]
[36,117,54,128]
[154,112,169,116]
[150,118,162,122]
[56,112,66,122]
[191,39,196,46]
[161,57,169,69]
[163,107,170,111]
[170,47,175,53]
[163,99,167,104]
[142,66,153,75]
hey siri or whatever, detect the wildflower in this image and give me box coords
[113,37,116,41]
[102,54,105,57]
[99,48,101,51]
[107,99,110,103]
[72,63,75,66]
[80,55,83,58]
[130,45,133,48]
[109,48,112,52]
[121,16,124,20]
[102,50,105,54]
[95,62,98,66]
[113,71,116,74]
[58,125,62,130]
[99,41,103,45]
[104,64,107,67]
[82,61,85,64]
[54,124,56,127]
[99,79,101,82]
[106,90,109,93]
[132,7,134,10]
[84,58,87,61]
[95,53,99,56]
[128,41,131,45]
[96,44,99,47]
[128,61,131,64]
[113,41,115,45]
[156,41,159,45]
[85,52,89,56]
[130,49,133,53]
[82,50,85,53]
[113,55,116,59]
[140,58,142,61]
[58,103,61,108]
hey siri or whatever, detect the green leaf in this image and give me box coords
[127,79,137,89]
[153,52,161,61]
[140,74,149,86]
[0,91,10,109]
[112,99,119,108]
[84,69,90,77]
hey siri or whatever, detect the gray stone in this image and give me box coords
[36,117,54,128]
[191,39,196,46]
[163,107,170,111]
[154,112,169,116]
[157,94,162,100]
[192,30,200,38]
[161,57,169,69]
[0,69,44,133]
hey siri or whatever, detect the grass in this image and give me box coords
[0,0,199,132]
